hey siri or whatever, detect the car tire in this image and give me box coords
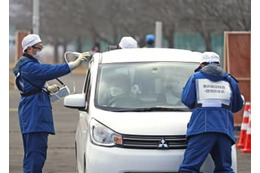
[75,141,79,173]
[84,154,86,173]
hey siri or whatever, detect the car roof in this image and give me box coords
[98,48,202,64]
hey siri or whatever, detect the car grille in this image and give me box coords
[121,134,187,149]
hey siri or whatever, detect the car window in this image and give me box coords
[95,62,198,111]
[82,70,90,94]
[82,70,91,112]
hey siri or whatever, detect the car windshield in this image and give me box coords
[95,62,198,112]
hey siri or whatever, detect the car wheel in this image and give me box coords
[75,141,77,162]
[84,154,86,173]
[75,141,80,173]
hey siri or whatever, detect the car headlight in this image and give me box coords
[90,118,122,147]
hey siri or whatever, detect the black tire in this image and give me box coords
[75,141,79,173]
[84,154,86,173]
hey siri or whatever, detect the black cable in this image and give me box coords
[55,78,66,86]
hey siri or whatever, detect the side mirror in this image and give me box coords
[64,93,85,109]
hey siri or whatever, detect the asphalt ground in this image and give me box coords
[9,73,251,173]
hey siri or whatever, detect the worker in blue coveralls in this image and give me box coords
[178,52,244,173]
[13,34,91,173]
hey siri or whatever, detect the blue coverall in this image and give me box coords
[179,64,243,173]
[13,53,71,173]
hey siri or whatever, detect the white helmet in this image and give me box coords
[200,52,220,64]
[22,34,42,52]
[119,37,138,49]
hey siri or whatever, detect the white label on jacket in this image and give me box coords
[196,79,232,106]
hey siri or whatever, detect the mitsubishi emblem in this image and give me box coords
[158,138,169,149]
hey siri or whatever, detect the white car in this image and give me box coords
[64,48,237,173]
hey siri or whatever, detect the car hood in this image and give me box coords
[92,110,191,135]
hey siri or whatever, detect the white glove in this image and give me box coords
[47,84,60,93]
[68,52,90,70]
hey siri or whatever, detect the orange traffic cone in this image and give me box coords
[241,108,251,153]
[236,102,251,148]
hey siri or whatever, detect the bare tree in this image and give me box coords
[10,0,251,53]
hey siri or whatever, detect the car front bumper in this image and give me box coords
[85,142,216,173]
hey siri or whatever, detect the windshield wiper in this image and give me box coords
[113,106,190,112]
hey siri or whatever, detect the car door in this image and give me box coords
[76,69,91,173]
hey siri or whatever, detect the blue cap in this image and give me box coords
[146,34,155,42]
